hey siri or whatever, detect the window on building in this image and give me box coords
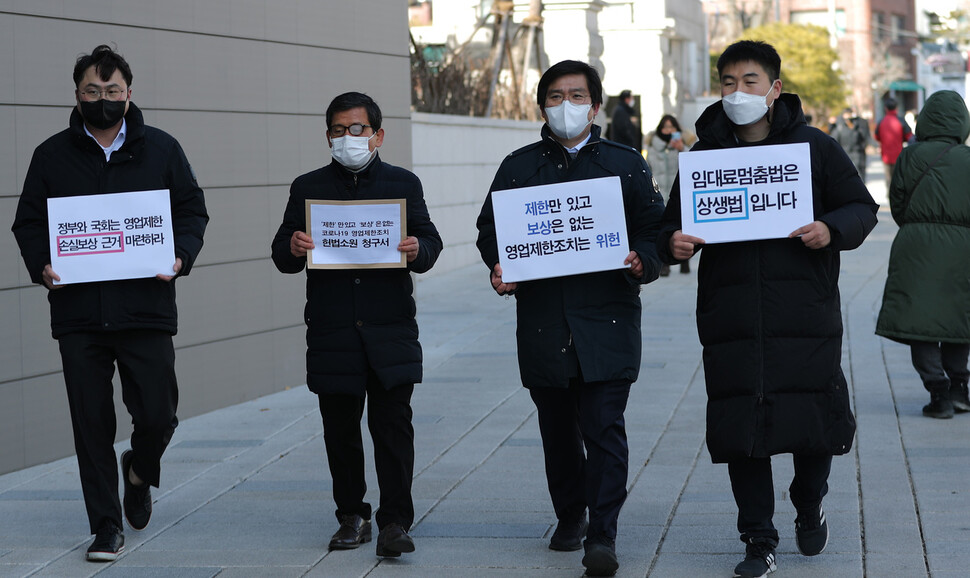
[891,14,905,44]
[791,9,847,38]
[873,12,884,42]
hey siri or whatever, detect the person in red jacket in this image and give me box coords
[875,97,913,190]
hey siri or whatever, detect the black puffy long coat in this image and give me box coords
[658,94,878,462]
[477,124,665,389]
[12,104,208,338]
[271,155,442,397]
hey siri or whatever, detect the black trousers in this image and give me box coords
[317,374,415,530]
[58,330,179,534]
[728,454,832,545]
[529,378,631,545]
[909,341,970,390]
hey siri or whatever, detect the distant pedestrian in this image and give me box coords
[658,40,878,578]
[645,114,696,275]
[875,97,913,190]
[608,89,642,150]
[271,92,442,558]
[831,107,870,183]
[476,60,664,577]
[876,90,970,419]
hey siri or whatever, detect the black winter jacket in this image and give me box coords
[477,124,665,389]
[658,94,878,462]
[11,104,208,338]
[271,155,442,397]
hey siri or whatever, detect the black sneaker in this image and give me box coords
[795,503,829,556]
[733,539,776,578]
[86,523,124,562]
[582,540,618,577]
[548,516,588,551]
[121,450,152,530]
[951,380,970,413]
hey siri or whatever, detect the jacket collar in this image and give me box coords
[70,101,147,157]
[540,123,603,163]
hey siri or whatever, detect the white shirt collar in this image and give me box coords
[565,132,593,155]
[84,118,127,161]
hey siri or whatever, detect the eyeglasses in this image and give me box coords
[79,88,128,101]
[329,123,372,137]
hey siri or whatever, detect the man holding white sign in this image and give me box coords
[11,45,207,562]
[657,40,877,578]
[272,92,441,559]
[476,60,664,577]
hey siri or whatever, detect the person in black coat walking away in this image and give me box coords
[477,60,664,577]
[609,89,642,151]
[271,92,442,558]
[658,41,878,578]
[11,45,208,562]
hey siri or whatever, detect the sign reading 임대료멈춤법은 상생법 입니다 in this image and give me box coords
[305,199,407,269]
[677,142,814,244]
[47,189,175,285]
[491,176,630,283]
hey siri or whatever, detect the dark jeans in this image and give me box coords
[58,330,179,533]
[529,378,631,545]
[910,341,970,390]
[318,374,415,530]
[728,454,832,545]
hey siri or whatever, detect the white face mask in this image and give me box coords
[331,134,376,170]
[722,82,775,126]
[545,101,593,140]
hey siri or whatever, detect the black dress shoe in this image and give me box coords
[329,514,372,550]
[121,450,152,530]
[549,516,588,551]
[582,540,619,576]
[376,523,415,557]
[86,523,124,562]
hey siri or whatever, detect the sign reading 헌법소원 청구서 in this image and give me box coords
[677,142,814,244]
[305,199,406,269]
[491,176,630,283]
[47,189,175,285]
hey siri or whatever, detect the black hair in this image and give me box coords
[619,89,632,100]
[73,45,132,87]
[654,114,681,134]
[884,97,898,111]
[326,92,382,131]
[536,60,603,108]
[716,40,781,82]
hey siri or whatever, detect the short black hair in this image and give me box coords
[654,114,681,134]
[326,92,382,132]
[536,60,603,108]
[619,89,632,100]
[716,40,781,83]
[884,97,898,111]
[73,45,132,87]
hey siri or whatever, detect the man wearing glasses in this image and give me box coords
[271,92,441,558]
[11,45,207,561]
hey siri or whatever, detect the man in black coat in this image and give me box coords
[271,92,441,558]
[658,41,877,578]
[476,60,664,577]
[11,45,208,562]
[609,89,641,151]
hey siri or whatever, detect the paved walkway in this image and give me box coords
[2,159,969,577]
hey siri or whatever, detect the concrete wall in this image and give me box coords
[0,1,413,475]
[411,112,544,277]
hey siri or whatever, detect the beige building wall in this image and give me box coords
[0,1,413,475]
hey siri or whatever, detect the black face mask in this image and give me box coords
[78,98,127,130]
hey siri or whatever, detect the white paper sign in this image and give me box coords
[305,199,406,269]
[48,189,175,284]
[492,176,629,283]
[678,142,814,243]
